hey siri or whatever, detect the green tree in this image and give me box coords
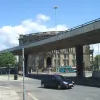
[0,52,16,67]
[94,55,100,70]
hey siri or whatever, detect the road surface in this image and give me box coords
[0,77,100,100]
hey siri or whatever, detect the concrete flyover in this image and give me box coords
[0,18,100,55]
[0,18,100,78]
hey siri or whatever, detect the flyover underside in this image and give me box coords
[12,28,100,55]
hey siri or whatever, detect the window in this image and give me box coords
[64,54,69,59]
[72,60,76,66]
[43,75,50,81]
[58,54,60,58]
[63,60,66,66]
[65,49,69,53]
[58,50,60,53]
[66,54,69,59]
[54,59,56,66]
[69,48,71,52]
[64,54,66,59]
[73,54,76,59]
[72,48,73,52]
[71,48,73,52]
[67,60,69,66]
[50,76,56,80]
[55,54,57,58]
[58,60,60,66]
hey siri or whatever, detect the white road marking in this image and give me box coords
[0,86,11,89]
[88,93,100,98]
[28,92,38,100]
[71,90,100,98]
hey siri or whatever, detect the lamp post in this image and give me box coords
[22,48,26,100]
[98,43,100,69]
[54,6,58,72]
[54,6,58,33]
[8,64,11,81]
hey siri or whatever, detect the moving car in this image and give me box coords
[41,74,74,89]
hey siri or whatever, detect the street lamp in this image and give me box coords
[54,6,58,72]
[54,6,58,33]
[7,64,11,81]
[22,48,26,100]
[98,43,100,69]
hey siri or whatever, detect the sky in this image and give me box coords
[0,0,100,56]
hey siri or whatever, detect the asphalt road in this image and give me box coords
[0,78,100,100]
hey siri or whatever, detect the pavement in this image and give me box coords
[0,74,28,81]
[0,86,20,100]
[0,75,29,100]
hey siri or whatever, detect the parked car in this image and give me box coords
[41,74,74,89]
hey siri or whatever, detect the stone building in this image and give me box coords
[18,31,92,71]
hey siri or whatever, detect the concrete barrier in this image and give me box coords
[92,71,100,78]
[26,73,100,87]
[26,74,48,80]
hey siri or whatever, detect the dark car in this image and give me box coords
[41,74,74,89]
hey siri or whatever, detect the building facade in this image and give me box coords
[18,31,92,71]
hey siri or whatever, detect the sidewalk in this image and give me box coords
[0,86,20,100]
[0,74,30,81]
[0,75,30,100]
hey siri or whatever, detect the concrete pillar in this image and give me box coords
[44,57,46,68]
[92,53,93,65]
[24,54,28,76]
[76,45,85,78]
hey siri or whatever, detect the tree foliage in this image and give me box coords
[93,55,100,70]
[0,52,16,67]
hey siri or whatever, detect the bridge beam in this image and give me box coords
[24,54,28,76]
[76,45,85,78]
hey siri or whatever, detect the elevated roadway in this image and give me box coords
[0,18,100,55]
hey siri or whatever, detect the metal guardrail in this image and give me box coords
[19,18,100,45]
[1,18,100,53]
[18,18,100,46]
[58,18,100,34]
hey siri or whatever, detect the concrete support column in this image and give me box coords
[24,54,28,76]
[76,45,84,78]
[44,57,46,68]
[92,53,93,65]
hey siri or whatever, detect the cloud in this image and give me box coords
[36,14,50,22]
[0,14,68,51]
[47,25,67,31]
[90,44,100,56]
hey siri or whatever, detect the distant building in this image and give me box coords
[90,49,94,65]
[18,31,93,71]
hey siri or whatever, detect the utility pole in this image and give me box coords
[54,6,58,33]
[22,48,26,100]
[8,64,11,81]
[98,43,100,69]
[54,6,58,72]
